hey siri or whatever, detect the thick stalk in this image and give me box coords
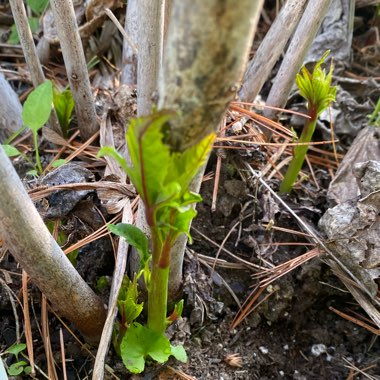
[279,111,317,193]
[136,0,164,116]
[157,0,264,299]
[159,0,264,151]
[0,146,106,343]
[147,233,170,333]
[49,0,98,140]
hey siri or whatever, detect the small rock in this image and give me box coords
[311,344,327,357]
[259,346,269,354]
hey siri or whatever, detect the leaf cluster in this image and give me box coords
[111,274,186,373]
[296,50,337,116]
[99,112,214,244]
[100,112,215,374]
[5,343,32,376]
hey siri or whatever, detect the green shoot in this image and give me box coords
[53,87,75,137]
[22,80,53,174]
[368,98,380,127]
[279,51,337,194]
[99,111,214,373]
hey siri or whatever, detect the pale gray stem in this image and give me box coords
[9,0,61,135]
[0,146,106,343]
[136,0,164,115]
[49,0,98,140]
[239,0,308,103]
[159,0,264,297]
[159,0,264,152]
[263,0,333,120]
[0,72,23,142]
[121,0,139,85]
[128,0,165,282]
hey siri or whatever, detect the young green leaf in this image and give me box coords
[170,345,187,363]
[1,144,21,158]
[108,223,150,266]
[53,87,74,137]
[26,0,49,14]
[117,276,144,326]
[8,18,39,45]
[6,343,26,358]
[7,362,27,376]
[120,322,172,374]
[22,80,53,133]
[126,112,175,206]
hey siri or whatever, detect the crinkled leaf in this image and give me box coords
[117,276,143,325]
[296,50,336,116]
[120,323,172,373]
[126,112,174,206]
[172,206,197,242]
[118,298,143,326]
[22,80,53,133]
[2,144,21,157]
[165,133,215,192]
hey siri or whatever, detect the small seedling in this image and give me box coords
[22,80,53,174]
[5,343,32,376]
[279,51,337,193]
[99,111,214,373]
[53,87,75,138]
